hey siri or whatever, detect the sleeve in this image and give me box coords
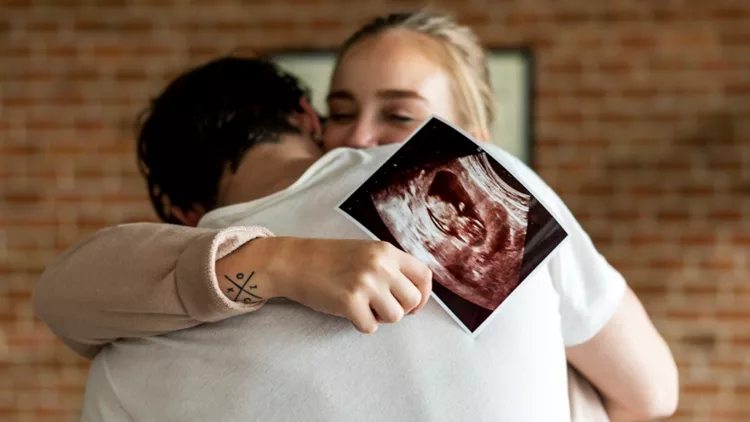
[545,198,627,347]
[32,222,274,359]
[489,146,627,347]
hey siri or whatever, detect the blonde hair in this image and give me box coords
[337,10,494,138]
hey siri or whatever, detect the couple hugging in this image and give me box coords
[36,10,677,422]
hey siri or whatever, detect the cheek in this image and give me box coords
[322,120,425,150]
[322,124,347,151]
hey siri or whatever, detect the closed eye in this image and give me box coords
[328,113,355,122]
[389,114,414,122]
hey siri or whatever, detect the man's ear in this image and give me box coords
[171,206,204,227]
[298,97,323,142]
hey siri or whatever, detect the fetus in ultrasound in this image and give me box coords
[371,153,530,310]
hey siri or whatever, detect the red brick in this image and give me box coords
[99,143,134,155]
[2,96,34,107]
[650,259,684,270]
[0,145,37,155]
[189,45,222,59]
[680,234,716,245]
[599,60,631,74]
[2,192,43,203]
[708,210,743,222]
[620,35,657,50]
[577,138,609,148]
[537,138,561,147]
[721,33,750,46]
[683,383,721,395]
[120,20,152,32]
[711,8,749,20]
[701,60,736,71]
[261,19,296,31]
[682,333,717,349]
[27,20,59,32]
[553,11,589,24]
[549,112,584,124]
[629,234,664,246]
[115,69,148,82]
[92,44,129,59]
[570,87,606,99]
[65,68,100,81]
[543,58,583,75]
[731,235,750,246]
[607,209,639,222]
[568,34,604,49]
[656,210,690,222]
[26,119,63,131]
[578,184,614,196]
[647,112,682,123]
[310,19,342,31]
[13,68,53,81]
[683,284,718,296]
[600,10,642,23]
[133,45,173,57]
[74,120,107,132]
[632,283,668,296]
[717,310,750,321]
[710,360,743,372]
[656,157,691,170]
[652,9,685,22]
[678,185,714,196]
[699,259,736,270]
[630,186,663,197]
[710,411,750,421]
[621,87,657,99]
[0,0,32,8]
[524,35,555,49]
[598,112,633,123]
[649,57,686,71]
[725,84,750,95]
[505,12,544,26]
[49,145,86,155]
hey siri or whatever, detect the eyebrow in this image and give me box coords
[326,89,427,102]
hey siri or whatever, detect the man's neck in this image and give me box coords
[219,153,320,206]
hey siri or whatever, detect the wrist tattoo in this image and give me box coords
[223,272,264,305]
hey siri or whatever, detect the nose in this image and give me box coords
[346,119,378,149]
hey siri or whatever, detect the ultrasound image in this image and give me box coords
[371,153,529,311]
[339,118,568,333]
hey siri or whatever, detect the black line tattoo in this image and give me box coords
[223,272,262,302]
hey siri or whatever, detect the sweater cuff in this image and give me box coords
[176,226,274,322]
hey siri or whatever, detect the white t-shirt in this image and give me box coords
[81,144,626,422]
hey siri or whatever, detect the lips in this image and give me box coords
[425,170,487,246]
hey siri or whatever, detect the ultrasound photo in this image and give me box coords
[338,117,568,335]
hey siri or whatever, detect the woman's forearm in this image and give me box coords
[33,223,272,359]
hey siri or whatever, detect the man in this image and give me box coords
[35,57,677,421]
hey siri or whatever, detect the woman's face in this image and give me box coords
[324,30,458,150]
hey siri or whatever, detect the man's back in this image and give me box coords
[82,144,624,422]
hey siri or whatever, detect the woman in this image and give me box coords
[36,11,677,422]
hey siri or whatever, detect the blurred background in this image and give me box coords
[1,0,749,421]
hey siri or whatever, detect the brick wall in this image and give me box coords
[1,1,748,420]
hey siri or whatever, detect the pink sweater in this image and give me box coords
[33,222,609,421]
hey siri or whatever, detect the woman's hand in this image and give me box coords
[216,237,433,334]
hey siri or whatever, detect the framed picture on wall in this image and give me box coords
[268,48,534,166]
